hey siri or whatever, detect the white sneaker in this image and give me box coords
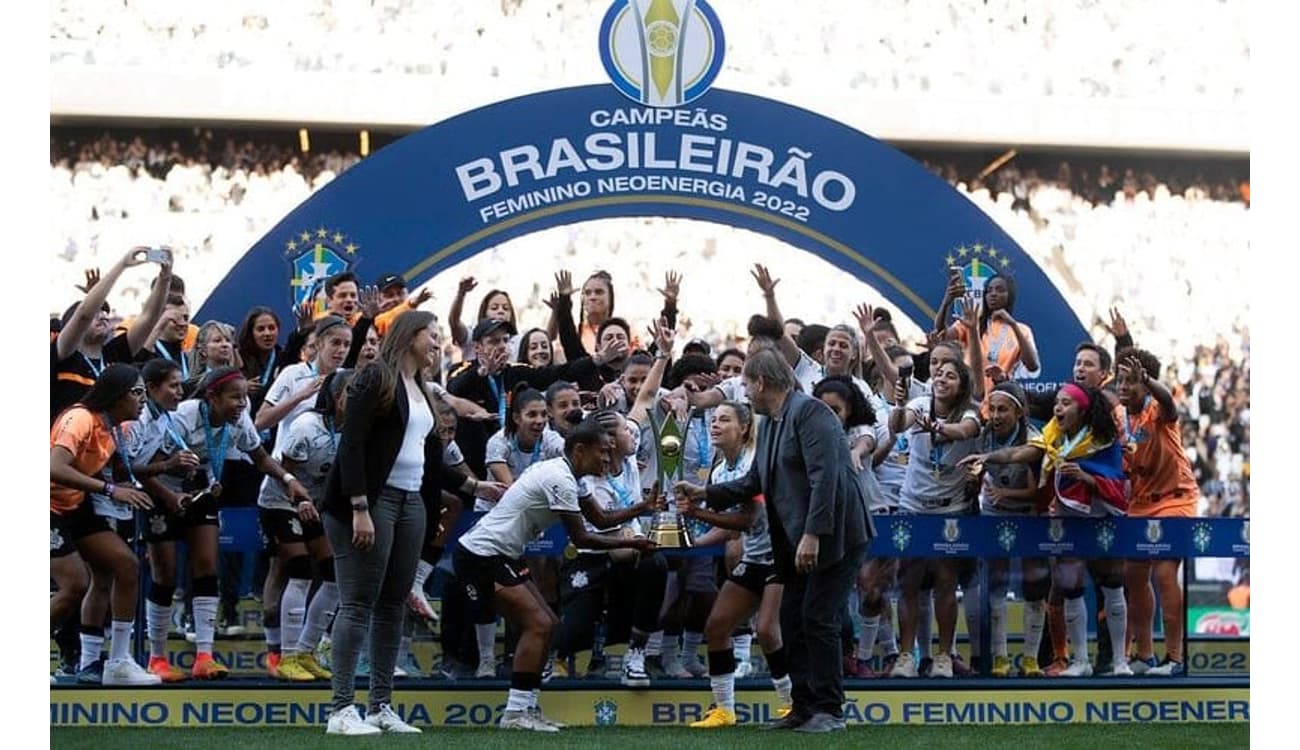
[890,652,918,678]
[102,658,163,686]
[475,661,497,678]
[529,706,567,729]
[500,709,559,732]
[622,647,650,687]
[327,705,382,735]
[735,660,755,679]
[1110,660,1134,677]
[929,653,954,678]
[393,665,409,678]
[1061,660,1094,677]
[364,703,422,733]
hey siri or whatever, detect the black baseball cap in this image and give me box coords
[375,273,406,291]
[683,338,711,356]
[472,318,517,341]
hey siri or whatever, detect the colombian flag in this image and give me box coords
[1031,421,1130,516]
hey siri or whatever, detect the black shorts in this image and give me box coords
[50,503,112,557]
[454,545,531,593]
[726,560,780,596]
[102,514,138,546]
[259,507,325,554]
[558,554,611,604]
[142,492,220,543]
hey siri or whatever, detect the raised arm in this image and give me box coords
[960,294,986,402]
[127,258,174,353]
[853,303,898,386]
[933,269,966,335]
[627,319,674,427]
[653,271,682,354]
[56,247,148,360]
[546,271,589,360]
[751,263,801,367]
[448,277,476,351]
[1119,352,1179,423]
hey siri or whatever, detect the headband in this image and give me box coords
[988,388,1024,412]
[204,370,245,393]
[315,316,349,338]
[1059,383,1092,411]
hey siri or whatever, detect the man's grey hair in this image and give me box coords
[742,348,797,392]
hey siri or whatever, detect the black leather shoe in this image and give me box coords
[762,711,809,730]
[793,712,847,733]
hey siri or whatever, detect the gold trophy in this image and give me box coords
[646,410,693,548]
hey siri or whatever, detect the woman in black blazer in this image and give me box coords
[320,310,498,735]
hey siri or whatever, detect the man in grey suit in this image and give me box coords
[677,349,874,732]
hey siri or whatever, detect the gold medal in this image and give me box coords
[210,482,223,499]
[697,467,710,482]
[563,542,578,561]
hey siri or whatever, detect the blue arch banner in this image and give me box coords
[197,84,1087,388]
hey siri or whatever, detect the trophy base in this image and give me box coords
[648,525,693,549]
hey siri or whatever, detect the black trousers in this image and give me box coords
[781,543,869,719]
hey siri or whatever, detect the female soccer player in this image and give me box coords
[454,415,659,732]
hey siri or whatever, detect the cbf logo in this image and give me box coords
[1095,520,1117,553]
[943,519,961,543]
[890,520,912,552]
[599,0,726,107]
[1192,522,1213,554]
[1048,518,1066,543]
[996,520,1018,553]
[594,697,619,727]
[944,243,1011,303]
[1145,520,1163,544]
[284,226,358,312]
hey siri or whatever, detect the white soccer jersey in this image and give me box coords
[459,457,584,559]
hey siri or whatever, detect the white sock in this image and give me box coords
[109,621,133,662]
[916,592,934,657]
[990,593,1009,658]
[280,579,310,655]
[1064,595,1089,664]
[476,622,497,664]
[963,579,982,659]
[661,634,681,667]
[80,633,104,669]
[193,596,219,653]
[682,631,703,665]
[413,559,434,591]
[265,626,282,650]
[710,674,736,711]
[506,689,532,713]
[297,581,339,653]
[879,610,899,655]
[857,615,880,660]
[772,674,793,706]
[530,688,540,710]
[646,630,664,656]
[147,600,172,658]
[1102,586,1128,665]
[732,634,753,665]
[1023,600,1046,660]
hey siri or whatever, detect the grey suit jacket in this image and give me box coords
[706,390,874,574]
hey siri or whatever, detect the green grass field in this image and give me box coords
[50,724,1249,749]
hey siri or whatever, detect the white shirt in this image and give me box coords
[897,396,982,514]
[477,426,566,510]
[259,412,336,511]
[459,457,584,559]
[154,399,262,491]
[578,453,643,545]
[263,362,320,458]
[386,384,435,492]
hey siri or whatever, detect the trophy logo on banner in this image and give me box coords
[647,410,694,547]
